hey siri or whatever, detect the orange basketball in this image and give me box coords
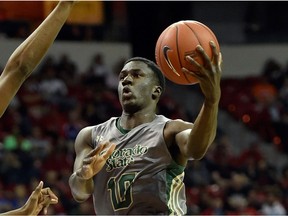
[155,20,220,85]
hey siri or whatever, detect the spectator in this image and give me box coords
[261,186,287,215]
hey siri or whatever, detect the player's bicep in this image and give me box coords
[175,128,192,156]
[73,126,94,171]
[166,119,194,159]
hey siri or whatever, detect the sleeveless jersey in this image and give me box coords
[91,115,187,215]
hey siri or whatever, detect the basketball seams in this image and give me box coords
[185,21,220,57]
[175,25,191,85]
[194,21,220,49]
[184,22,203,47]
[185,21,220,69]
[183,22,202,84]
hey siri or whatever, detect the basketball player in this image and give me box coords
[0,1,75,215]
[69,42,222,214]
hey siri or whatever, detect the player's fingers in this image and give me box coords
[29,181,43,201]
[184,56,207,78]
[34,204,43,215]
[210,41,219,65]
[35,181,44,195]
[94,141,110,155]
[101,143,116,160]
[46,188,58,203]
[41,187,58,204]
[210,41,223,76]
[209,41,217,52]
[195,45,211,67]
[82,156,96,164]
[83,143,106,162]
[83,142,114,164]
[218,52,223,68]
[85,146,100,157]
[182,67,205,80]
[185,55,202,70]
[40,195,54,215]
[95,141,114,157]
[43,205,48,215]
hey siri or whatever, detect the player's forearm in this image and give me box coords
[5,1,74,79]
[187,101,219,159]
[69,171,94,203]
[0,207,27,215]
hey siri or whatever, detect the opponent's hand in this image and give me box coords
[182,41,222,105]
[22,181,58,215]
[38,186,58,215]
[76,141,116,180]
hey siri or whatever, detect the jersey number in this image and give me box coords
[108,173,136,211]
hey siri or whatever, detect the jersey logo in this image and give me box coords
[106,144,148,172]
[163,46,180,76]
[95,135,104,143]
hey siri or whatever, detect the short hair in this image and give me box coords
[124,57,166,93]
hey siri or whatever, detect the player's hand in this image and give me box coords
[76,141,116,180]
[38,186,59,215]
[182,41,222,105]
[22,181,58,215]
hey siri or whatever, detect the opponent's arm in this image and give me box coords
[176,42,222,160]
[69,127,116,202]
[0,1,75,117]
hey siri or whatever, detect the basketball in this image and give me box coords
[155,20,220,85]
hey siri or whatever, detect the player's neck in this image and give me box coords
[120,112,156,130]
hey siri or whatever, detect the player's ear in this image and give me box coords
[152,86,162,100]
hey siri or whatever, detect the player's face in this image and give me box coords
[118,61,157,113]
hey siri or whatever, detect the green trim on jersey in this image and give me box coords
[166,161,186,215]
[116,117,131,134]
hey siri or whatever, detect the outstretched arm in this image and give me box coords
[0,1,75,117]
[176,41,222,160]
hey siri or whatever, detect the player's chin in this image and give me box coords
[122,101,138,113]
[122,100,134,108]
[121,94,134,103]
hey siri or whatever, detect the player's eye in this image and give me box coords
[132,71,141,78]
[119,72,126,80]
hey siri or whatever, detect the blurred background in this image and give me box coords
[1,1,288,215]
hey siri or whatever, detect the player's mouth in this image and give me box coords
[122,87,133,97]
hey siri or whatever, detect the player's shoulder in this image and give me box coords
[164,118,193,134]
[81,117,117,130]
[76,117,118,142]
[93,117,118,129]
[77,117,117,135]
[165,117,187,125]
[77,125,94,137]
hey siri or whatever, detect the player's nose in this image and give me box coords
[122,74,133,85]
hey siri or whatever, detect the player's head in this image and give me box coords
[118,57,166,113]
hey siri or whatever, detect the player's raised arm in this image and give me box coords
[180,41,222,159]
[0,1,75,117]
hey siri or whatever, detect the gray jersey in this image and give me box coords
[91,115,187,215]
